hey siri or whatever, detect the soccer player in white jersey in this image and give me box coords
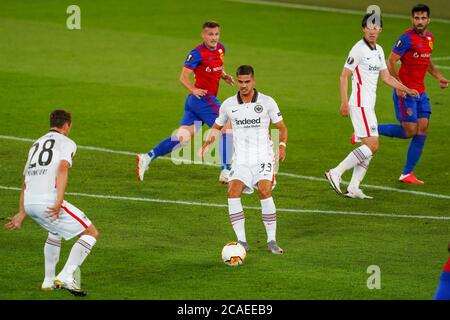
[325,13,419,199]
[200,65,288,254]
[4,110,99,296]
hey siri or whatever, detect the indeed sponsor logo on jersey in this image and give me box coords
[235,117,261,126]
[368,65,380,71]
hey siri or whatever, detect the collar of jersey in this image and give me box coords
[237,89,258,104]
[362,37,376,51]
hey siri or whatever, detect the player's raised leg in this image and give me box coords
[258,180,282,254]
[227,179,248,250]
[41,232,62,291]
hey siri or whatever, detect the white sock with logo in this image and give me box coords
[58,235,97,280]
[335,144,373,175]
[261,197,277,243]
[349,156,372,190]
[44,233,62,282]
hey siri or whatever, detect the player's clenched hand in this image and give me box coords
[46,202,62,220]
[395,89,407,98]
[192,88,208,99]
[222,74,235,86]
[340,102,349,117]
[4,212,26,230]
[439,78,449,89]
[407,88,420,98]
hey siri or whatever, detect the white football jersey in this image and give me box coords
[23,131,77,204]
[344,38,387,109]
[215,90,283,165]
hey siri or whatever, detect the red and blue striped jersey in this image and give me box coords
[184,42,225,97]
[392,28,434,93]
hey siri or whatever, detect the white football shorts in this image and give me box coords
[24,200,91,240]
[229,162,276,194]
[349,105,379,139]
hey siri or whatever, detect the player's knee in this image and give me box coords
[402,124,417,137]
[259,189,272,199]
[85,224,99,239]
[228,189,241,198]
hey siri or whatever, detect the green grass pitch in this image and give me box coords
[0,0,449,299]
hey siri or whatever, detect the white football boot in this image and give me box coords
[136,153,151,181]
[41,277,57,291]
[219,168,230,184]
[54,276,86,297]
[324,169,342,194]
[267,240,283,254]
[345,186,373,199]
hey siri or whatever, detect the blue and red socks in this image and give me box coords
[403,134,426,174]
[434,257,450,300]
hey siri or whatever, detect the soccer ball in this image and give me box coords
[221,242,246,266]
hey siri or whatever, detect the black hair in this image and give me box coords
[412,4,430,17]
[236,65,254,77]
[50,110,71,128]
[202,21,220,29]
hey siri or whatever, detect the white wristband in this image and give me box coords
[279,142,287,148]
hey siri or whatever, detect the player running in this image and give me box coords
[378,4,449,184]
[4,110,99,297]
[325,13,419,199]
[200,65,288,254]
[136,21,234,183]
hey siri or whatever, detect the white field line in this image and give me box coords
[1,185,449,221]
[435,65,450,70]
[433,57,450,61]
[225,0,450,24]
[1,134,450,200]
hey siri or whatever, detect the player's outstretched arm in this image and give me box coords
[5,177,27,230]
[428,61,449,89]
[46,160,70,219]
[339,68,352,117]
[221,70,234,86]
[179,67,207,98]
[199,123,223,158]
[380,69,419,98]
[275,120,288,162]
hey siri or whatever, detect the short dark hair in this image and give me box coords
[236,65,254,77]
[362,13,383,28]
[412,4,430,17]
[202,21,220,29]
[50,110,71,128]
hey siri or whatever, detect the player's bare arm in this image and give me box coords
[274,120,288,161]
[46,160,70,219]
[199,123,223,158]
[380,69,419,97]
[387,52,407,98]
[428,61,449,89]
[4,177,27,230]
[179,67,207,98]
[339,68,352,117]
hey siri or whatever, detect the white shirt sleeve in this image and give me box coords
[215,100,230,126]
[60,140,77,167]
[267,97,283,124]
[343,44,363,71]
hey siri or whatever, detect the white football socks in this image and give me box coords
[58,235,97,280]
[228,198,246,243]
[349,156,372,190]
[261,197,277,243]
[44,233,62,281]
[335,144,373,175]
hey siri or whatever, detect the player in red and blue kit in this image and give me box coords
[378,4,448,184]
[136,21,234,183]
